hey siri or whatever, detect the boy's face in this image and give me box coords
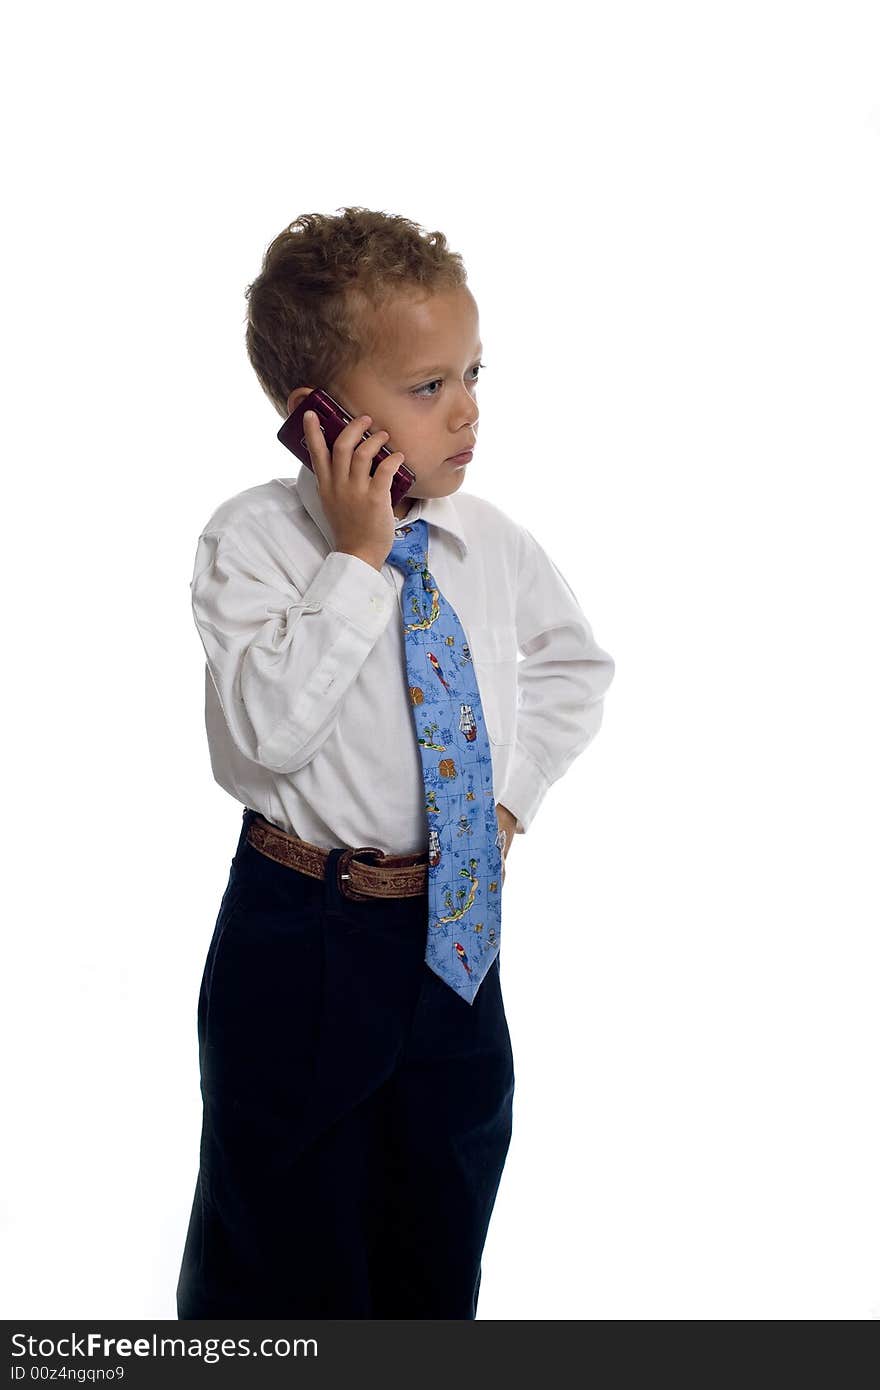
[286,284,482,519]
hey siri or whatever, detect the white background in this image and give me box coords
[3,0,878,1321]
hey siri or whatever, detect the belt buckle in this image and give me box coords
[337,845,386,901]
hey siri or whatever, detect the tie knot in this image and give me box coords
[386,517,429,574]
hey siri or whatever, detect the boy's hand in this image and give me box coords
[304,410,404,572]
[496,803,517,884]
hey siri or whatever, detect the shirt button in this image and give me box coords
[370,595,385,610]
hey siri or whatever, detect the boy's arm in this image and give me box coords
[496,524,615,835]
[190,528,395,773]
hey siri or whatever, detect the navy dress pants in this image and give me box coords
[176,808,515,1319]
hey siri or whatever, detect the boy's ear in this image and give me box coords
[286,385,316,416]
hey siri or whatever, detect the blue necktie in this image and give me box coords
[386,518,504,1006]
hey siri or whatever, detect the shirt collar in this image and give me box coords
[293,461,469,558]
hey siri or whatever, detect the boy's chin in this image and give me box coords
[428,464,469,490]
[395,465,467,514]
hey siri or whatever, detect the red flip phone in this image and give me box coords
[277,388,416,510]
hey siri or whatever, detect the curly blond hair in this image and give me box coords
[244,206,468,419]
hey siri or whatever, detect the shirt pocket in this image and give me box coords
[465,621,519,746]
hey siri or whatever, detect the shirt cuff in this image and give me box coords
[304,550,396,637]
[496,742,552,835]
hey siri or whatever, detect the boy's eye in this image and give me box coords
[412,361,486,398]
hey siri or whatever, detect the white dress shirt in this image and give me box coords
[190,462,615,854]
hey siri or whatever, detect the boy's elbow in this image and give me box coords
[588,648,615,701]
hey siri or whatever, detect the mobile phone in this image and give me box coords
[277,388,416,509]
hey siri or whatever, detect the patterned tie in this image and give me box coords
[385,518,504,1006]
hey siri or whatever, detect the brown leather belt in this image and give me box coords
[246,813,429,902]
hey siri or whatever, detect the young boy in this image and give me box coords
[176,207,615,1320]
